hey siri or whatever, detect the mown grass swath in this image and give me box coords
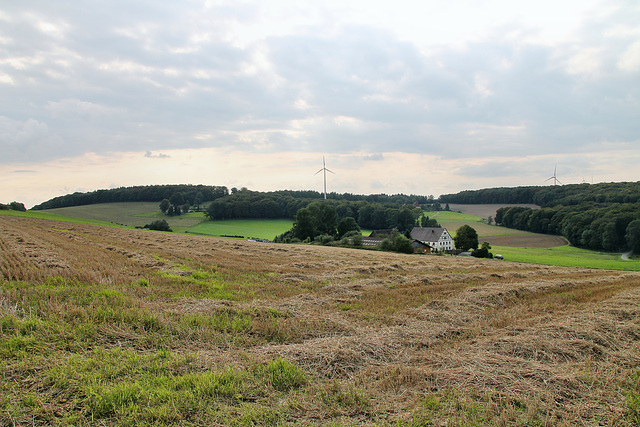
[2,214,640,425]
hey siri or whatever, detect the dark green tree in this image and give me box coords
[454,225,479,251]
[292,208,316,241]
[159,199,171,214]
[472,242,493,258]
[626,220,640,253]
[308,202,338,237]
[147,219,172,231]
[337,216,360,238]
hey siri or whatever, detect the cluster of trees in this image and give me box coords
[31,185,229,210]
[453,225,493,258]
[440,182,640,208]
[140,219,172,232]
[205,189,430,234]
[274,202,416,254]
[0,202,26,212]
[495,203,640,252]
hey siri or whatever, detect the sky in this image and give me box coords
[1,0,639,208]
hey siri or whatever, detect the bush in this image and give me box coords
[147,220,172,232]
[472,242,493,258]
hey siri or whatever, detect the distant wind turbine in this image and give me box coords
[545,166,563,186]
[315,156,335,199]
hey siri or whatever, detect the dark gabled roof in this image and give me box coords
[410,227,448,242]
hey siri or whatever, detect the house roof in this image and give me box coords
[410,227,449,242]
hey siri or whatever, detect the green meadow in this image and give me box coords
[189,219,293,240]
[491,245,639,271]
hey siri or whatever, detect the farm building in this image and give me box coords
[412,240,431,254]
[410,227,454,252]
[361,236,385,247]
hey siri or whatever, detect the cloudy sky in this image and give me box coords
[1,1,639,207]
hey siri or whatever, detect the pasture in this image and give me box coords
[1,215,639,426]
[188,219,293,240]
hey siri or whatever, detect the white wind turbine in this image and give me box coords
[545,166,563,186]
[315,156,335,199]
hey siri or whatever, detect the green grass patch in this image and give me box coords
[424,210,483,223]
[189,219,293,240]
[492,245,640,271]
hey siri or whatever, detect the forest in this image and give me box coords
[204,188,433,232]
[440,181,640,207]
[31,185,230,210]
[441,182,640,253]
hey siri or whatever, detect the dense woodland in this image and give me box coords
[204,188,436,232]
[440,181,640,207]
[31,185,229,210]
[442,182,640,253]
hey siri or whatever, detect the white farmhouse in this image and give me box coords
[410,227,454,252]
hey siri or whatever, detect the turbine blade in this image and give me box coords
[315,169,323,175]
[326,168,335,174]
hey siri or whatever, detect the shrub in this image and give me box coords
[146,220,172,232]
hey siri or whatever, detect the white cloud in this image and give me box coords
[0,0,637,203]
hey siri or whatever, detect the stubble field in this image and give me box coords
[1,215,640,426]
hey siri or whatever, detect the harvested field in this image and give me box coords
[448,203,540,219]
[1,215,640,426]
[484,233,568,248]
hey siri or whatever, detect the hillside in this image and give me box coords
[2,215,640,425]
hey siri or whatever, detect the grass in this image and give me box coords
[189,219,293,240]
[492,244,640,271]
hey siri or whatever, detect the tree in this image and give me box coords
[337,217,360,238]
[626,220,640,253]
[380,230,413,254]
[307,202,338,237]
[292,208,316,241]
[159,199,171,214]
[472,242,493,258]
[147,219,172,232]
[454,225,479,251]
[9,202,26,212]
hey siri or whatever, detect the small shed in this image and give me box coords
[412,240,431,254]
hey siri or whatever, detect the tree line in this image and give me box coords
[495,202,640,252]
[204,189,438,232]
[0,202,26,212]
[440,181,640,207]
[31,185,229,210]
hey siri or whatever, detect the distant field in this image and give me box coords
[0,209,127,228]
[447,203,540,219]
[189,219,293,240]
[492,245,638,271]
[43,202,161,227]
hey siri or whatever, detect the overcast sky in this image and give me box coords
[1,1,639,208]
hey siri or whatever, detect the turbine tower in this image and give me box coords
[315,156,335,199]
[545,166,563,186]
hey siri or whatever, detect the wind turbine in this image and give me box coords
[315,156,335,199]
[545,166,563,186]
